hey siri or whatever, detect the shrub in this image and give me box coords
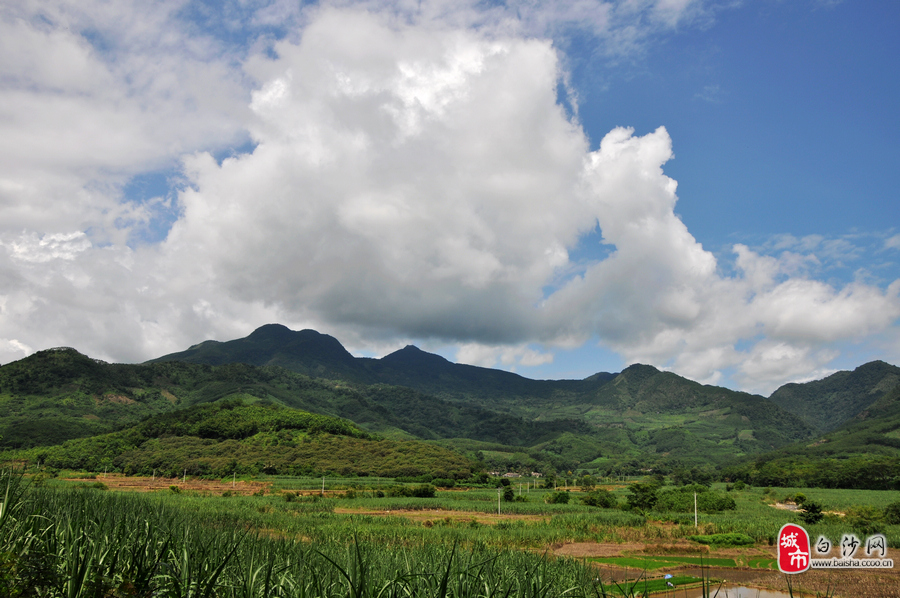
[884,501,900,525]
[581,489,617,509]
[545,491,570,504]
[689,533,754,546]
[387,484,436,498]
[408,484,436,498]
[625,482,659,512]
[845,505,884,535]
[467,472,491,485]
[798,501,824,525]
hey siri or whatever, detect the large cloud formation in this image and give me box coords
[1,1,898,394]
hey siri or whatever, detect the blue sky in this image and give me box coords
[528,0,900,384]
[586,2,899,246]
[565,1,895,245]
[0,0,898,394]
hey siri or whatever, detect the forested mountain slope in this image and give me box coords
[0,348,579,451]
[723,383,900,489]
[768,360,900,432]
[5,324,897,478]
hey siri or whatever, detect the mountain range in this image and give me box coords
[3,324,900,485]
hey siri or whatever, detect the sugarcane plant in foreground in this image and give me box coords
[0,469,643,598]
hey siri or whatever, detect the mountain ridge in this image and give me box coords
[4,324,898,480]
[144,325,838,465]
[768,360,900,433]
[148,324,899,433]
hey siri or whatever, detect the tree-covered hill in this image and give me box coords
[768,360,900,432]
[148,325,819,450]
[0,347,180,447]
[146,324,900,477]
[0,348,587,457]
[15,400,476,479]
[148,324,368,382]
[722,383,900,489]
[5,326,899,479]
[149,324,598,409]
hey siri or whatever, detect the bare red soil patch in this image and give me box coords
[333,507,548,526]
[553,542,645,558]
[64,473,271,495]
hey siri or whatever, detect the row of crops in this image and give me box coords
[6,466,898,596]
[0,470,619,598]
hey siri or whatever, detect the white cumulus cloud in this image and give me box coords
[0,1,897,395]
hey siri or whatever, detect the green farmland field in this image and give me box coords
[2,471,899,596]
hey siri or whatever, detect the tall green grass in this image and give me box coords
[5,471,896,596]
[0,470,624,597]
